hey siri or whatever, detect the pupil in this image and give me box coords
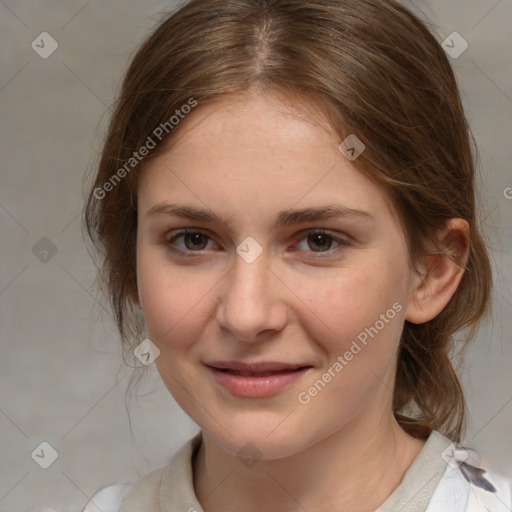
[186,233,206,249]
[311,234,330,252]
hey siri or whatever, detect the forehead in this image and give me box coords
[138,93,400,229]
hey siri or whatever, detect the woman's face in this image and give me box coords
[136,92,420,459]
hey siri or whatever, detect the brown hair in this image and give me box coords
[83,0,492,443]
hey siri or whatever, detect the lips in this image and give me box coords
[220,369,293,377]
[204,361,313,397]
[205,361,312,374]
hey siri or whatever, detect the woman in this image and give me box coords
[82,0,511,510]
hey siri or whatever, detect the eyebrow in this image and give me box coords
[145,202,373,229]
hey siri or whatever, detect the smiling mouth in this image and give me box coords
[206,364,313,397]
[215,368,310,377]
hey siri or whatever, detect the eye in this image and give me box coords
[166,230,215,253]
[294,230,350,255]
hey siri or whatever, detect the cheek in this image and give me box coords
[135,250,222,414]
[291,260,407,355]
[293,266,406,421]
[136,244,223,364]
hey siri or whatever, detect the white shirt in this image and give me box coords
[82,429,512,512]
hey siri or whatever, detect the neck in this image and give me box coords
[193,411,427,512]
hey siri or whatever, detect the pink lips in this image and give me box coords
[205,361,313,397]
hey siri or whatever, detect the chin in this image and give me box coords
[203,418,320,462]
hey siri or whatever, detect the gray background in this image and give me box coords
[0,1,511,511]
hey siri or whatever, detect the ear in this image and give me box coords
[405,218,469,324]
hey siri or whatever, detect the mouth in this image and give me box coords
[204,361,314,397]
[211,367,311,377]
[205,360,313,374]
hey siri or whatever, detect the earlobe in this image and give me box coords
[405,218,469,325]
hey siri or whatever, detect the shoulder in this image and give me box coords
[81,466,165,512]
[82,466,165,512]
[81,484,132,512]
[116,465,166,510]
[82,431,203,511]
[427,433,512,512]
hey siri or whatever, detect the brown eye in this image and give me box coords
[166,230,213,252]
[307,233,334,252]
[294,230,351,256]
[182,232,209,250]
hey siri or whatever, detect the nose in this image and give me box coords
[215,249,288,344]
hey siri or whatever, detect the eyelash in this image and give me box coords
[164,229,351,258]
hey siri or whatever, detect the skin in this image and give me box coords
[134,91,469,512]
